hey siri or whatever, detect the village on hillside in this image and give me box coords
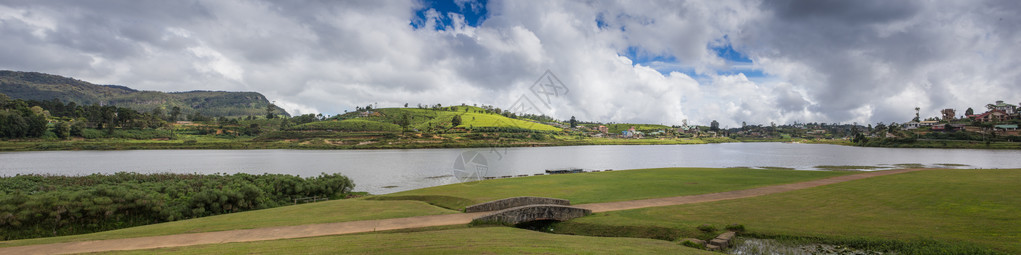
[559,100,1021,144]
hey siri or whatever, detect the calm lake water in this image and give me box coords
[1,143,1019,194]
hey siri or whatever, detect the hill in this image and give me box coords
[329,106,562,132]
[0,70,288,118]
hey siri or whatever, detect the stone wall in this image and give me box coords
[472,204,591,225]
[464,196,570,213]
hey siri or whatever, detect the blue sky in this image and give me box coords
[412,0,489,29]
[414,0,764,80]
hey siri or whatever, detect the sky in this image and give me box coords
[1,0,1019,127]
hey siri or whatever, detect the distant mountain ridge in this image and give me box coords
[0,70,289,118]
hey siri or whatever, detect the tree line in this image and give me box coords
[0,172,354,240]
[1,93,173,139]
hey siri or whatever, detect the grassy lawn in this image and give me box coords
[560,169,1021,254]
[0,199,455,248]
[379,167,856,210]
[104,227,714,255]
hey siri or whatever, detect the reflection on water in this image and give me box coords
[1,143,1019,194]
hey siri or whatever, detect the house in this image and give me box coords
[995,124,1018,131]
[676,125,697,134]
[969,110,1009,123]
[903,121,920,130]
[621,126,644,139]
[597,125,608,134]
[986,100,1017,115]
[919,120,939,127]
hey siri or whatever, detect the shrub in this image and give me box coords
[680,239,706,249]
[697,224,717,232]
[725,223,745,232]
[0,172,355,240]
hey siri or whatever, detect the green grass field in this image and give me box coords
[560,169,1021,254]
[105,227,714,255]
[334,107,562,132]
[380,167,855,210]
[604,123,673,133]
[0,167,849,248]
[7,167,1013,254]
[290,119,402,132]
[0,199,454,247]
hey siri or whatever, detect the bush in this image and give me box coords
[0,172,355,240]
[697,224,717,232]
[680,239,706,249]
[725,223,745,232]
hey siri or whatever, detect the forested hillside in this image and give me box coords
[0,70,288,118]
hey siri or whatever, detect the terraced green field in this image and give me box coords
[335,107,561,132]
[289,119,402,131]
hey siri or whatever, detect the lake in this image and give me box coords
[1,143,1019,194]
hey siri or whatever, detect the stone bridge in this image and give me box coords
[464,196,571,213]
[471,204,592,225]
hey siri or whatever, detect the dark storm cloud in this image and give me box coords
[739,0,1021,123]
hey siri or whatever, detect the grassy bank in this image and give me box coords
[0,136,734,151]
[0,136,743,149]
[0,172,355,240]
[1,167,850,248]
[106,227,714,255]
[10,167,1012,254]
[863,139,1021,149]
[378,167,854,210]
[0,199,454,248]
[801,137,1021,149]
[556,168,1021,254]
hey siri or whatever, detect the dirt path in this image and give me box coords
[575,168,928,212]
[1,168,930,255]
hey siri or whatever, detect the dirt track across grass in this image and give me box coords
[0,168,930,255]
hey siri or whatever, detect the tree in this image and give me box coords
[266,102,276,119]
[399,114,411,131]
[404,103,409,108]
[710,120,720,131]
[875,123,887,134]
[246,123,261,136]
[54,121,71,139]
[151,107,164,121]
[965,107,974,116]
[170,106,181,122]
[569,116,577,128]
[0,111,28,138]
[451,115,462,127]
[70,119,85,137]
[913,107,921,122]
